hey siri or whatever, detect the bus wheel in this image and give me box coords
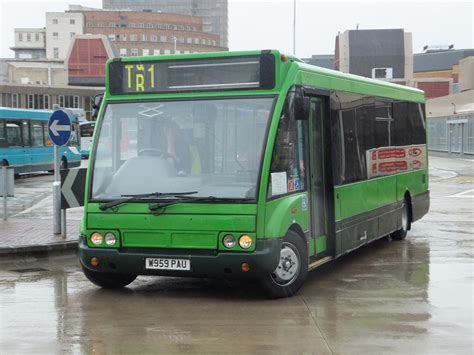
[261,230,308,298]
[391,198,410,241]
[60,157,68,170]
[82,265,137,289]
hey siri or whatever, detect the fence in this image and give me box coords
[427,113,474,155]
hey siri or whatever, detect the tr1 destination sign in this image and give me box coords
[108,53,276,95]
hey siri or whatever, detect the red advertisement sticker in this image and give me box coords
[378,148,406,160]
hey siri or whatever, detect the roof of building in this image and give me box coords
[414,49,474,72]
[302,54,334,70]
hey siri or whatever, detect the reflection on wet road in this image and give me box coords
[0,155,472,353]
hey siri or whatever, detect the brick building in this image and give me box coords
[72,8,226,57]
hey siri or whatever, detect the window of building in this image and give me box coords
[153,49,160,55]
[53,48,59,59]
[109,22,116,27]
[70,19,75,25]
[44,95,50,109]
[74,96,79,109]
[212,40,216,46]
[175,49,180,54]
[35,33,40,42]
[142,49,149,56]
[138,23,145,28]
[129,23,136,28]
[18,33,23,41]
[11,93,19,108]
[194,38,199,44]
[131,48,139,56]
[53,32,58,38]
[27,94,34,109]
[146,23,153,28]
[121,34,127,41]
[27,34,31,42]
[70,32,76,38]
[119,48,127,57]
[86,21,94,27]
[150,35,158,42]
[186,37,192,44]
[130,34,138,41]
[178,25,184,30]
[160,35,167,42]
[184,50,190,54]
[164,49,171,55]
[52,19,58,24]
[108,34,116,41]
[59,95,79,108]
[27,94,49,109]
[141,34,147,41]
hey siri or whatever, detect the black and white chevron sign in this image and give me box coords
[60,168,86,209]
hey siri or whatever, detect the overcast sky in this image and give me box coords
[0,0,472,58]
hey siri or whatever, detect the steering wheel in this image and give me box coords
[138,148,164,157]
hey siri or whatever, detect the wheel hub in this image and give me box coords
[272,243,300,285]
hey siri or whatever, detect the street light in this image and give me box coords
[172,36,177,53]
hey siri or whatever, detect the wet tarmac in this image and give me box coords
[0,154,472,354]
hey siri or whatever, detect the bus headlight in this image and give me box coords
[90,232,103,245]
[239,235,253,249]
[105,232,116,246]
[223,234,236,248]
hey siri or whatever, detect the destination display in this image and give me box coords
[108,54,276,95]
[366,144,427,178]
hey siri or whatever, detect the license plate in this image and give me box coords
[145,258,191,271]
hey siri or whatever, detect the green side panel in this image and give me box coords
[396,169,429,200]
[316,236,327,254]
[87,213,256,232]
[308,239,315,257]
[264,192,310,238]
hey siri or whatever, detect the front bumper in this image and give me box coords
[79,236,282,279]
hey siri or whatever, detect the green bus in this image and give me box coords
[79,50,429,298]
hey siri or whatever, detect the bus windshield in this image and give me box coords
[91,97,274,201]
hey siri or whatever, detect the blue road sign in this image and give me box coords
[48,110,72,146]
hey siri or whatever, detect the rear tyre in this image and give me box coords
[391,198,410,241]
[82,265,137,289]
[261,230,308,299]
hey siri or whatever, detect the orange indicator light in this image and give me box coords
[90,257,99,267]
[241,263,250,272]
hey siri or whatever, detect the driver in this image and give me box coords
[163,119,191,175]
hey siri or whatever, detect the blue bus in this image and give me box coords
[0,107,81,174]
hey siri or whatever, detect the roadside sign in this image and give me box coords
[61,168,86,209]
[48,110,72,146]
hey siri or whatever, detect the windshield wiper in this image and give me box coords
[149,196,251,212]
[99,191,198,211]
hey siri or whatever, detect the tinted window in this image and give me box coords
[393,102,410,146]
[409,102,426,144]
[0,122,6,147]
[21,121,30,146]
[31,121,44,147]
[6,121,22,147]
[375,100,394,148]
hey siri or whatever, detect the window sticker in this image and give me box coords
[271,172,288,195]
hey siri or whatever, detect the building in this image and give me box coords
[302,54,334,69]
[72,7,225,57]
[66,35,117,86]
[102,0,228,48]
[10,28,46,59]
[45,12,85,59]
[413,47,474,98]
[426,56,474,155]
[0,58,65,86]
[0,83,103,120]
[335,28,413,85]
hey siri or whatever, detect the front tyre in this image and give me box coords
[82,265,137,289]
[261,231,308,298]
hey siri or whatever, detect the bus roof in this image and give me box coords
[0,107,79,120]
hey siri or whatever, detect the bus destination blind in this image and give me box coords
[108,54,275,95]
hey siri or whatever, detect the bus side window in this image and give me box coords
[0,121,7,148]
[31,121,45,147]
[21,120,31,147]
[6,121,22,147]
[43,122,52,146]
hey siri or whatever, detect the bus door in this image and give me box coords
[20,120,33,173]
[308,97,330,259]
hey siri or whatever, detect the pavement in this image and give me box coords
[0,153,471,257]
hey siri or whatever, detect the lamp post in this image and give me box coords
[172,36,177,53]
[293,0,296,55]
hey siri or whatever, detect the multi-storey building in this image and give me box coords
[10,28,46,59]
[73,8,225,57]
[102,0,228,48]
[45,12,85,59]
